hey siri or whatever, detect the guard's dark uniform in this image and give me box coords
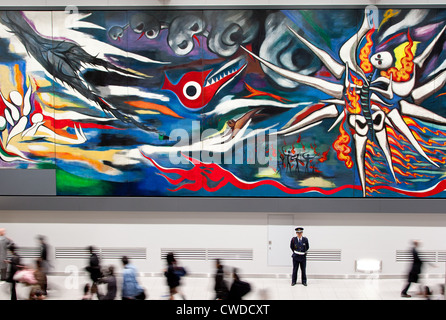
[290,227,309,286]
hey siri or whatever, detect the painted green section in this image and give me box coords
[56,170,113,196]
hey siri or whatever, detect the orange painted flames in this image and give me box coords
[359,29,375,74]
[345,85,361,114]
[333,115,353,169]
[345,73,363,114]
[381,31,415,82]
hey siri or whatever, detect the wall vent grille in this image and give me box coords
[161,249,207,261]
[161,248,253,261]
[306,250,342,262]
[55,247,98,259]
[55,247,146,260]
[396,250,438,263]
[8,246,41,259]
[101,248,146,260]
[208,249,253,261]
[438,251,446,262]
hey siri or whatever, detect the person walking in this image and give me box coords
[164,252,187,300]
[121,256,145,300]
[97,265,117,300]
[0,228,13,281]
[401,240,423,298]
[214,259,229,300]
[85,246,102,297]
[37,235,51,274]
[6,244,21,300]
[227,268,251,301]
[36,235,51,294]
[290,227,309,286]
[29,259,47,300]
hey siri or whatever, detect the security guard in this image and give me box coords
[290,227,309,286]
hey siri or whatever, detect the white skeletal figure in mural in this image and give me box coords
[0,87,34,161]
[0,87,33,146]
[0,83,87,161]
[22,112,87,145]
[241,9,446,197]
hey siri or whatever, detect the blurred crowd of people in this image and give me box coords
[1,228,445,300]
[0,229,49,300]
[0,228,253,300]
[81,249,251,301]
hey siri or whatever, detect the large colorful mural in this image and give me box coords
[1,7,446,197]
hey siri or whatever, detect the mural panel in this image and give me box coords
[0,7,446,197]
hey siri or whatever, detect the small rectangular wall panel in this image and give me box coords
[0,8,446,199]
[0,169,56,195]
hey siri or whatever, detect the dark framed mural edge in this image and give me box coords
[1,195,446,214]
[0,6,446,199]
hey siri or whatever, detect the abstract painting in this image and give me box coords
[0,7,446,197]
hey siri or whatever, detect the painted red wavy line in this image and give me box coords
[142,152,362,195]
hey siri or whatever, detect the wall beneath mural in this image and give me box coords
[1,7,446,198]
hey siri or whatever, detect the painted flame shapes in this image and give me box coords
[345,73,363,114]
[358,28,415,83]
[359,29,375,74]
[381,30,415,82]
[310,143,329,163]
[404,116,446,139]
[403,117,446,163]
[361,118,446,196]
[365,142,400,189]
[319,150,329,162]
[345,85,361,114]
[332,114,353,169]
[244,83,290,103]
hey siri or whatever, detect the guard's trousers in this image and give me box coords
[292,256,307,284]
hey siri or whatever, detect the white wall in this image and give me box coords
[0,208,445,279]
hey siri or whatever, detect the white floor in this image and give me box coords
[1,274,444,300]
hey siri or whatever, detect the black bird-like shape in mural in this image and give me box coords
[0,11,157,132]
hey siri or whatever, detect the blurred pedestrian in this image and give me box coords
[6,244,22,300]
[214,259,229,300]
[85,246,102,298]
[97,265,117,300]
[401,240,423,298]
[36,235,51,274]
[121,256,145,300]
[422,285,432,300]
[438,284,445,300]
[164,252,187,300]
[29,259,47,299]
[37,235,51,293]
[0,228,13,281]
[227,268,251,301]
[81,283,92,300]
